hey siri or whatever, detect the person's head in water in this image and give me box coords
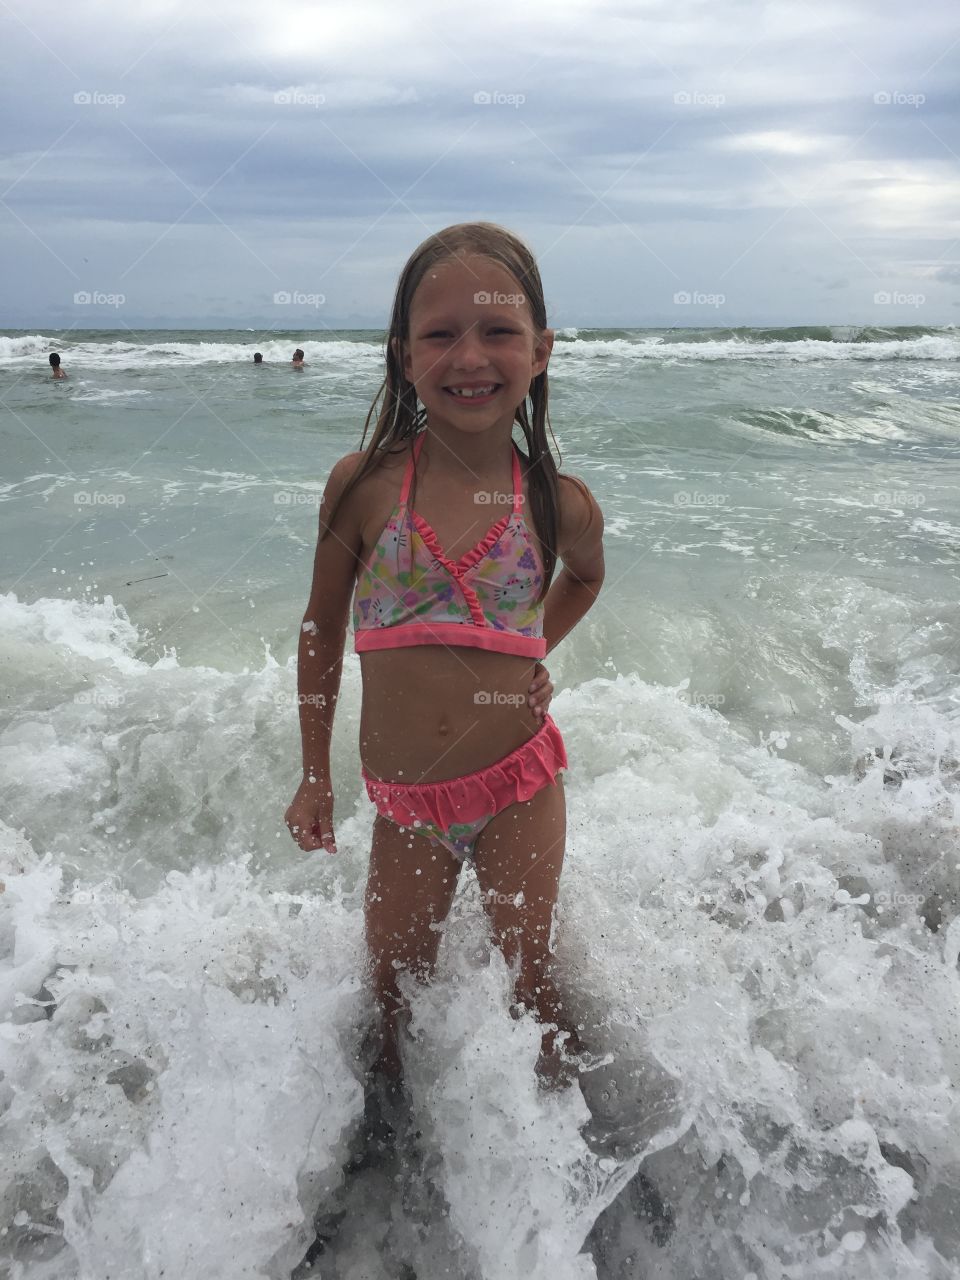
[49,353,60,368]
[253,352,263,364]
[292,348,305,365]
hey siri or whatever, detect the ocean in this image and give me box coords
[1,325,959,1278]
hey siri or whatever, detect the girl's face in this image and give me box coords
[396,252,553,436]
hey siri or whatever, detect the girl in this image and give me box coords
[285,222,605,1092]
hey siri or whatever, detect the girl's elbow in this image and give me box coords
[300,611,349,646]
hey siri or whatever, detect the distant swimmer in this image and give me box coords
[291,348,305,367]
[253,352,264,364]
[49,352,68,379]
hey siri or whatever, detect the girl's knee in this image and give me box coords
[489,914,554,966]
[367,946,439,1010]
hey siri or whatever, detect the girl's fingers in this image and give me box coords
[528,665,554,720]
[286,811,336,853]
[529,666,550,692]
[528,687,553,719]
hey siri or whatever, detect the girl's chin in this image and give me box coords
[424,407,518,431]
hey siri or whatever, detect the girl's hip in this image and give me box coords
[361,714,567,826]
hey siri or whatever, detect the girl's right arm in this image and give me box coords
[285,452,365,854]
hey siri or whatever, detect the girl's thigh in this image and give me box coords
[364,813,463,969]
[471,773,566,954]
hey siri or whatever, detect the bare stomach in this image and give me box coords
[358,646,542,782]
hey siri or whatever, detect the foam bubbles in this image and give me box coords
[2,593,959,1273]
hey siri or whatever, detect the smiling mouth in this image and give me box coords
[444,383,501,399]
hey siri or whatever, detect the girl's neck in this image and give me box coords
[420,420,516,482]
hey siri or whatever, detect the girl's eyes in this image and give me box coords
[423,328,517,338]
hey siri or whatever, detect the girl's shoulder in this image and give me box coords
[554,468,604,555]
[515,445,603,555]
[323,441,416,546]
[329,440,413,501]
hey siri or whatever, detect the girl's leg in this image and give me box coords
[363,813,462,1079]
[470,774,583,1079]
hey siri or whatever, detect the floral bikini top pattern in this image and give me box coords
[352,431,546,658]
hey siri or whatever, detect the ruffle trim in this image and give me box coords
[355,622,545,657]
[411,511,513,574]
[363,716,567,831]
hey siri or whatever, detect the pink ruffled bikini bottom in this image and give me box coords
[361,715,567,862]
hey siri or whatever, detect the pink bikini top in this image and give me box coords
[353,432,546,658]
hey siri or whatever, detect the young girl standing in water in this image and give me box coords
[285,222,605,1091]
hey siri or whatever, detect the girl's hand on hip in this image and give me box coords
[285,774,338,854]
[528,661,554,721]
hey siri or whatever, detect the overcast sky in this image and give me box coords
[1,0,958,329]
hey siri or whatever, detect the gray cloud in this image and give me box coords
[1,0,958,327]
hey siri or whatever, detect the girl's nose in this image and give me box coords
[451,331,489,369]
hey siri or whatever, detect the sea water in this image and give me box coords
[1,327,959,1278]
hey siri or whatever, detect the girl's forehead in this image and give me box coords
[411,256,522,308]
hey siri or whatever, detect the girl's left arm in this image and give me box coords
[542,475,605,655]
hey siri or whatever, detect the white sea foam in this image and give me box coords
[551,332,960,365]
[0,336,387,370]
[71,388,153,402]
[3,329,959,370]
[0,333,53,360]
[1,590,958,1275]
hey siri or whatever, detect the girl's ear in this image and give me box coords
[532,327,554,379]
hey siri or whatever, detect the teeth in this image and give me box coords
[449,385,496,398]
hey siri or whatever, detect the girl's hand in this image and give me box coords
[527,661,555,722]
[285,774,338,854]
